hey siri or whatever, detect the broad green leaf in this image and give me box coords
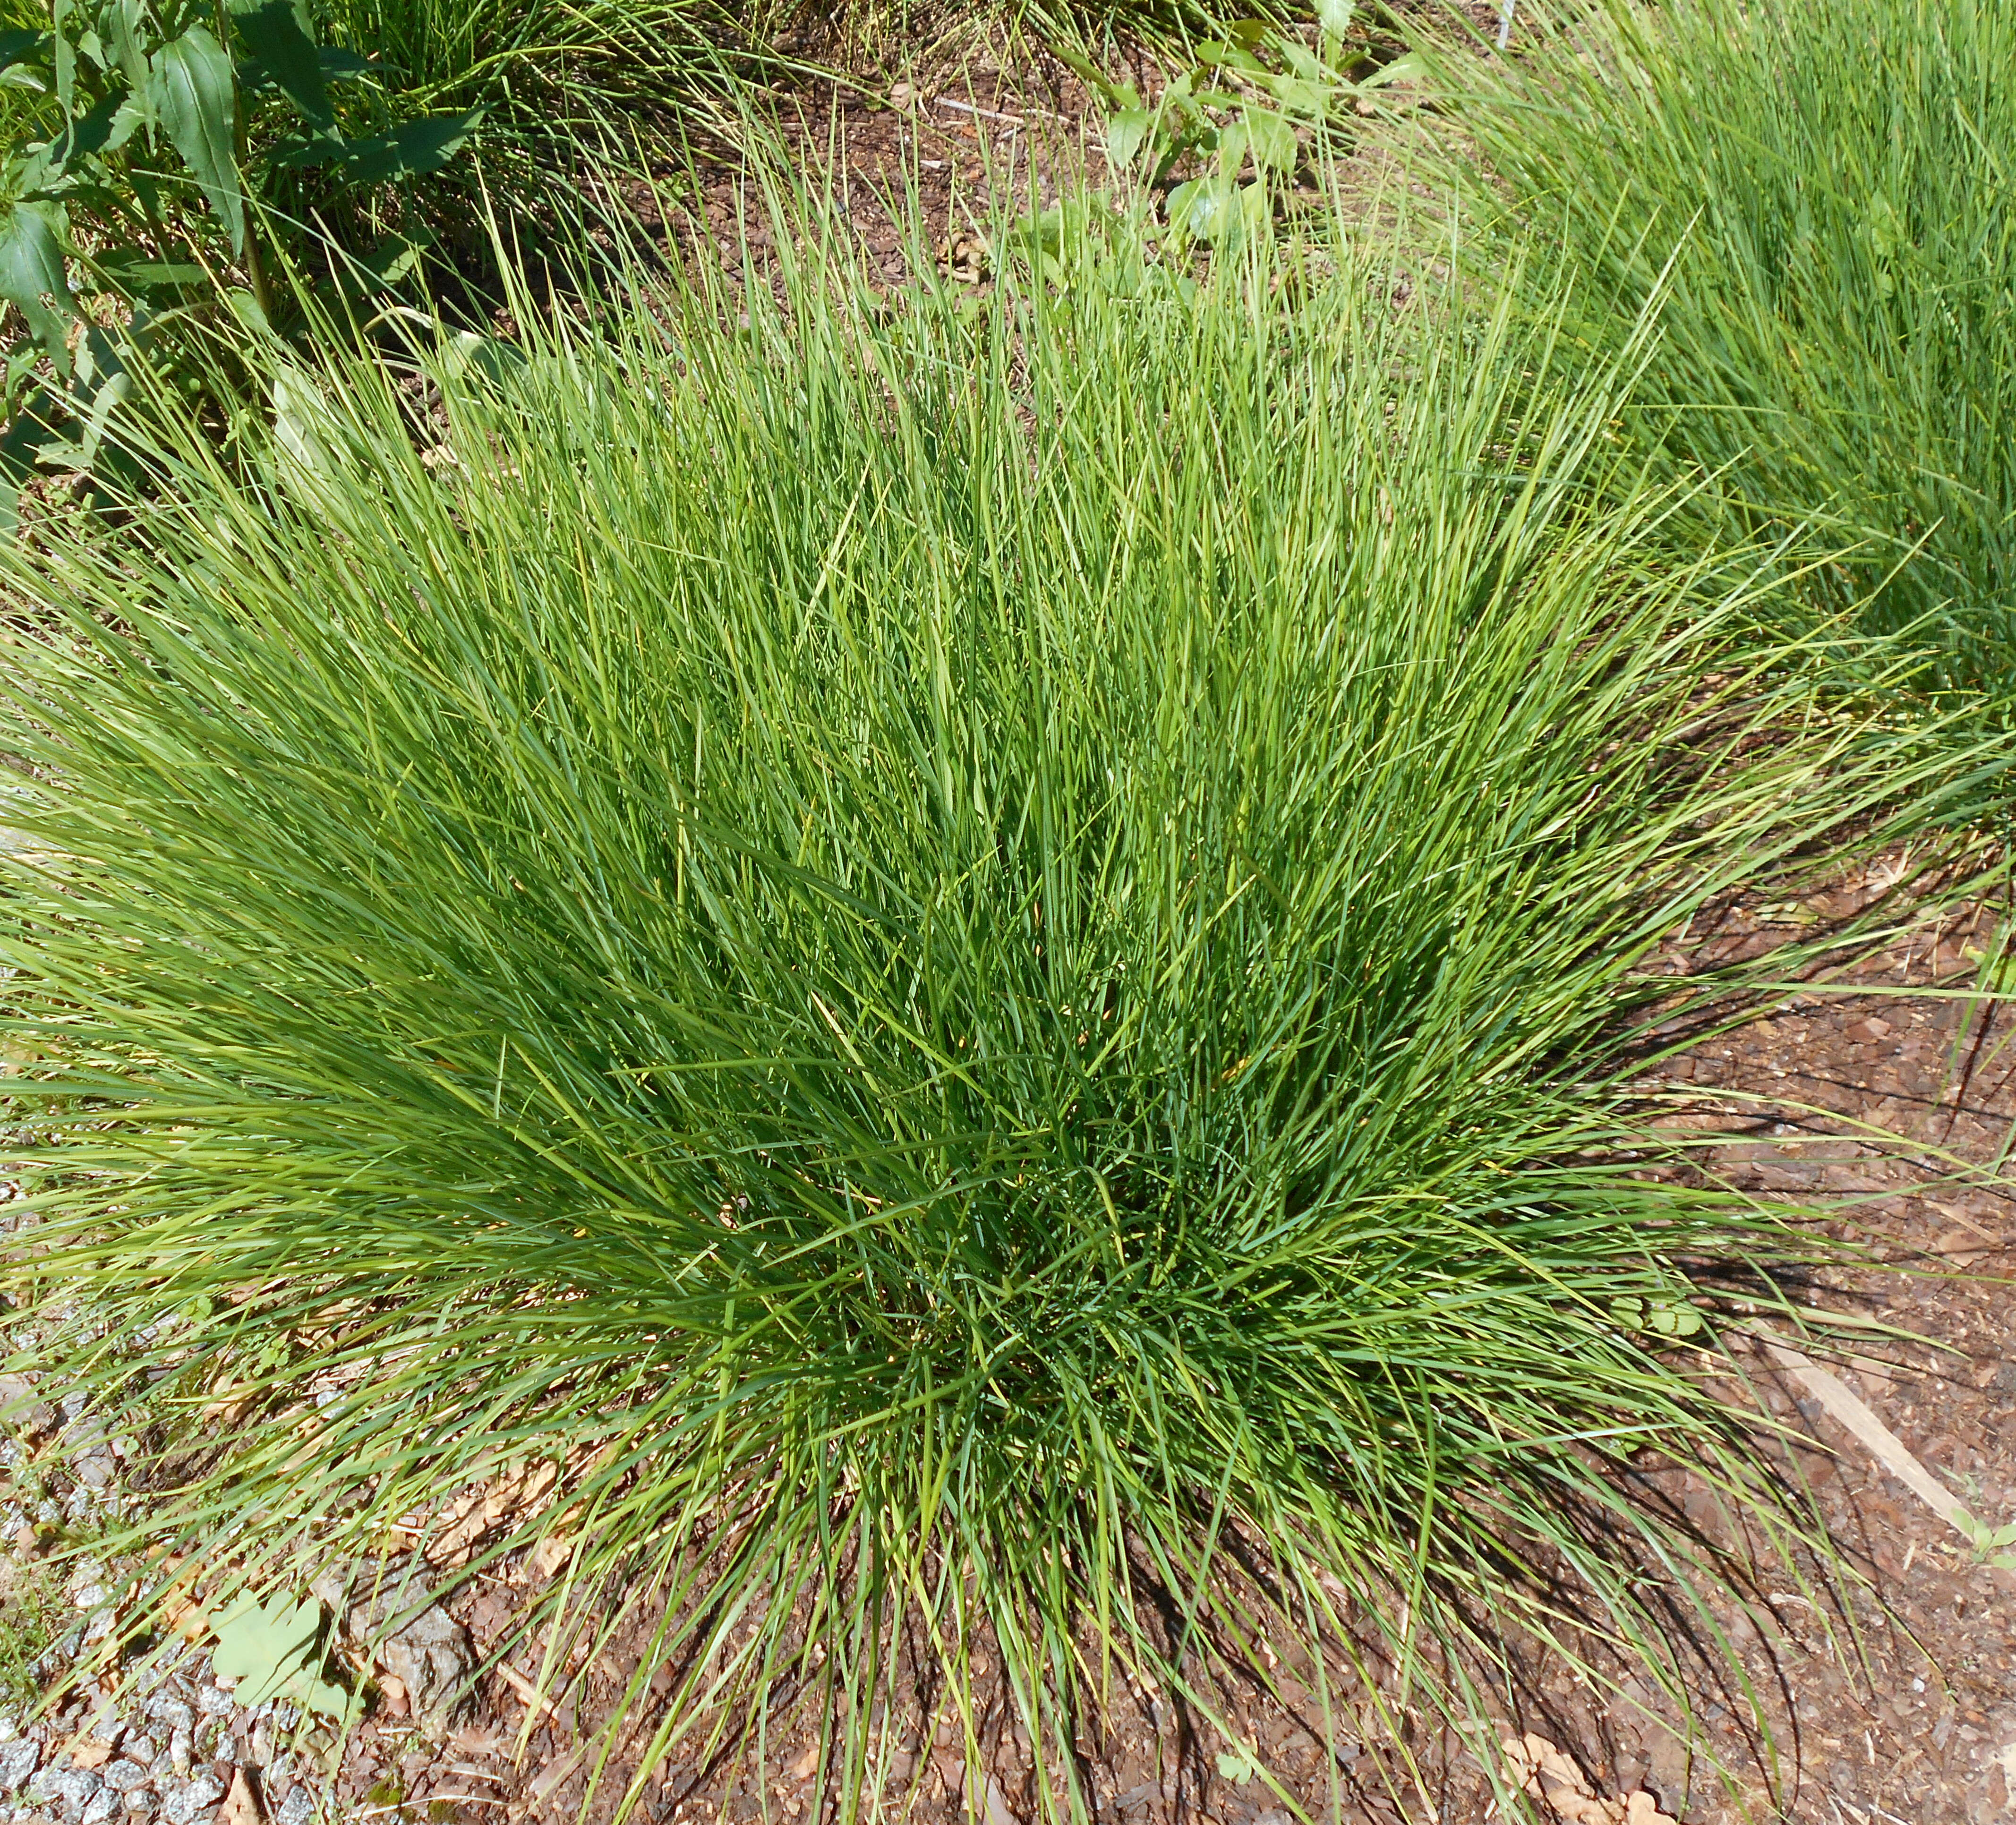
[333,108,481,185]
[272,364,337,476]
[1165,175,1230,240]
[0,199,75,362]
[445,328,528,384]
[1241,107,1298,172]
[1105,107,1153,171]
[1258,73,1332,119]
[92,245,205,293]
[49,87,142,171]
[229,0,330,130]
[1314,0,1355,37]
[51,0,75,112]
[1359,51,1425,91]
[211,1593,361,1721]
[1196,40,1265,74]
[96,0,147,95]
[147,26,242,249]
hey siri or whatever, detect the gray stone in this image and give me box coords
[79,1794,117,1825]
[111,1743,151,1776]
[275,1789,316,1825]
[0,1742,37,1797]
[156,1776,223,1825]
[139,1700,191,1737]
[41,1772,99,1810]
[192,1690,232,1719]
[160,1733,190,1781]
[312,1561,471,1740]
[99,1767,147,1799]
[122,1796,155,1823]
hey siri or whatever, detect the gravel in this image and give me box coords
[157,1772,224,1825]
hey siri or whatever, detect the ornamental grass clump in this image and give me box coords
[0,212,1923,1813]
[1424,0,2016,722]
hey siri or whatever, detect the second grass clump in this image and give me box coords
[1433,0,2016,721]
[0,213,1922,1811]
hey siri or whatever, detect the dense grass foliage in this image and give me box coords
[317,0,763,143]
[1428,0,2016,717]
[0,221,1919,1812]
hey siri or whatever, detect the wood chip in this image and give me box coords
[494,1660,564,1722]
[217,1767,264,1825]
[67,1735,115,1771]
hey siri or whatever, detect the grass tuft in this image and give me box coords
[1419,0,2016,724]
[0,199,1942,1813]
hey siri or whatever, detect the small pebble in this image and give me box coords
[159,1772,225,1825]
[142,1698,193,1736]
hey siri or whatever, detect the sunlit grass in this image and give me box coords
[1422,0,2016,729]
[0,200,1947,1815]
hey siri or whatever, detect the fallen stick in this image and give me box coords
[1757,1332,1971,1536]
[494,1660,565,1723]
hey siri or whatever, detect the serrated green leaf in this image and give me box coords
[96,0,146,95]
[146,26,242,249]
[229,0,329,130]
[332,108,481,185]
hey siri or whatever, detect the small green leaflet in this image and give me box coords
[1215,1748,1260,1785]
[146,26,241,249]
[1106,107,1153,170]
[1609,1294,1705,1339]
[211,1591,360,1721]
[1239,108,1298,173]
